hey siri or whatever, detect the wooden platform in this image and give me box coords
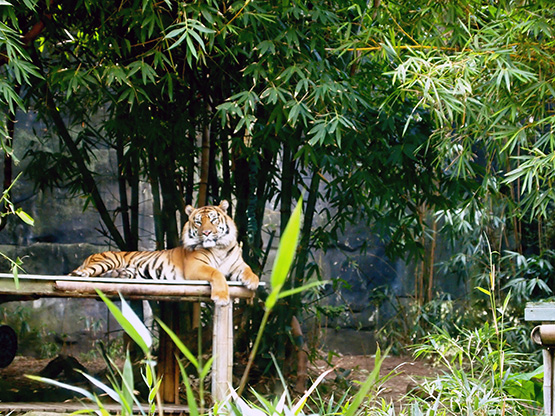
[0,273,255,302]
[0,273,257,409]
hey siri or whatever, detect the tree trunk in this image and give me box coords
[159,161,180,249]
[198,117,211,207]
[208,130,219,203]
[220,135,232,204]
[185,128,196,207]
[233,147,250,250]
[280,143,295,237]
[250,146,275,272]
[293,169,321,299]
[426,216,437,303]
[129,148,140,250]
[148,153,165,250]
[116,136,132,250]
[275,139,297,364]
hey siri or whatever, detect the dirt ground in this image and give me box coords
[311,353,439,405]
[0,356,112,402]
[0,353,438,406]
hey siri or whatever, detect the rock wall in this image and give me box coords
[0,110,142,358]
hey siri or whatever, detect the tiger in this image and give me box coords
[70,201,259,305]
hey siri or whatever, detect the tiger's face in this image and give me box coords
[182,201,238,250]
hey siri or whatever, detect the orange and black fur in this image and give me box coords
[70,201,259,305]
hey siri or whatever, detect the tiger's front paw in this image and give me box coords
[240,268,259,291]
[211,286,230,306]
[100,268,135,278]
[70,270,89,277]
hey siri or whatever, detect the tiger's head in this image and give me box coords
[182,200,238,250]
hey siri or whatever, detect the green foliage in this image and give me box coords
[3,0,475,264]
[266,198,303,310]
[238,198,327,396]
[408,323,542,415]
[352,1,555,222]
[224,347,391,416]
[157,317,213,413]
[0,304,59,359]
[3,0,555,266]
[0,173,34,285]
[379,239,545,415]
[378,293,467,354]
[0,1,41,114]
[97,291,153,356]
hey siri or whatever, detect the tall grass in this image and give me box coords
[397,242,544,415]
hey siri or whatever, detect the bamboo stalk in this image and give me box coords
[212,303,233,401]
[545,348,553,416]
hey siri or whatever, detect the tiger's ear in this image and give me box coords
[219,200,229,211]
[185,205,194,216]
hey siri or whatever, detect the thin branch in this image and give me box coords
[218,0,251,35]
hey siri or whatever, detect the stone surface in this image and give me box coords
[0,242,107,275]
[318,328,377,355]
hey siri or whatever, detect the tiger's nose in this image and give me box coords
[202,230,212,236]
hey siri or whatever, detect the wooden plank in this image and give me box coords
[525,302,555,322]
[0,274,256,301]
[0,272,254,287]
[0,402,189,414]
[0,273,215,284]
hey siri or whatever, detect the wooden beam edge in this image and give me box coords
[0,273,259,301]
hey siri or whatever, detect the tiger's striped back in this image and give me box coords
[71,249,186,280]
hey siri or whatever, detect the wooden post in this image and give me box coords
[546,348,555,416]
[159,302,180,404]
[212,302,233,402]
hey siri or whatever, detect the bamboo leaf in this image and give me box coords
[26,375,96,401]
[156,317,199,368]
[277,282,325,299]
[199,356,214,380]
[177,359,199,416]
[15,208,34,226]
[120,294,153,349]
[266,198,303,310]
[121,351,134,416]
[476,286,491,297]
[79,372,122,404]
[95,290,152,355]
[343,346,389,416]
